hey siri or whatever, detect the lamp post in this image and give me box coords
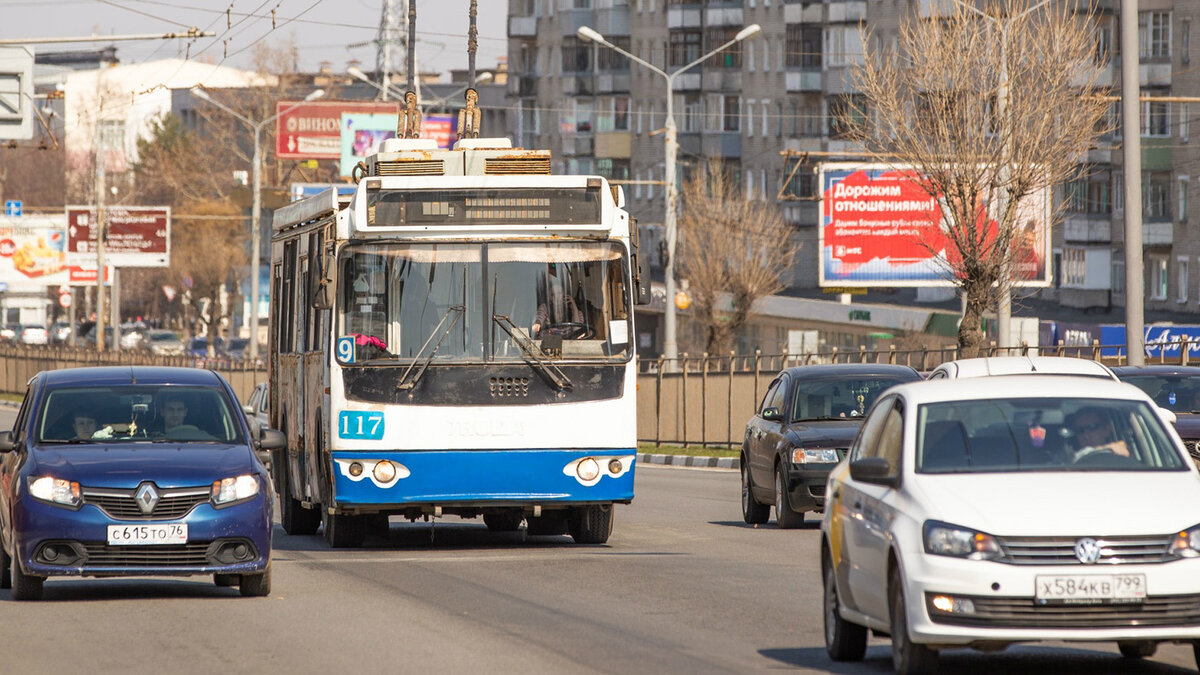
[578,23,761,365]
[190,87,325,363]
[948,0,1050,352]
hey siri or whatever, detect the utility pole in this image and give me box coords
[93,90,107,352]
[1120,0,1144,365]
[376,0,405,102]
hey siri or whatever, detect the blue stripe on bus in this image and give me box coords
[329,449,636,505]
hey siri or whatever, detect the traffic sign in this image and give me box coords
[4,200,20,217]
[58,292,72,308]
[66,206,170,268]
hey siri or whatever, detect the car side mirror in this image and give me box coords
[761,406,783,422]
[243,404,255,415]
[312,275,335,310]
[258,428,287,452]
[0,431,13,453]
[1160,407,1178,426]
[849,457,899,488]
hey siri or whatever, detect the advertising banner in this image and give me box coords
[0,215,69,288]
[1100,324,1200,358]
[339,113,399,177]
[66,206,170,268]
[422,114,458,149]
[819,164,1051,287]
[276,101,400,160]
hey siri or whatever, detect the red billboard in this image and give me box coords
[66,206,170,268]
[276,100,400,159]
[818,164,1050,287]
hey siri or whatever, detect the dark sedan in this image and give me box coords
[741,363,922,528]
[1112,365,1200,462]
[0,366,285,600]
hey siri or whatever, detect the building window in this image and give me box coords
[1184,19,1191,64]
[761,100,769,137]
[1150,256,1168,300]
[1181,103,1190,141]
[1065,171,1111,214]
[1112,258,1125,294]
[1139,11,1171,59]
[706,28,744,67]
[1064,247,1086,287]
[824,26,864,67]
[1141,92,1170,137]
[1178,258,1189,303]
[723,95,741,132]
[828,94,867,138]
[594,158,630,182]
[669,30,702,67]
[1144,172,1171,221]
[561,38,591,73]
[597,37,630,70]
[746,99,757,135]
[1114,171,1124,212]
[1180,177,1189,223]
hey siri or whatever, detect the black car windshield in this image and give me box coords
[790,376,914,421]
[917,397,1186,473]
[1117,374,1200,413]
[37,386,243,444]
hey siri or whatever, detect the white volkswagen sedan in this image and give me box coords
[821,375,1200,674]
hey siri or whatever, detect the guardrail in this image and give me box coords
[4,336,1199,451]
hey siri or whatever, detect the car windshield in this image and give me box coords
[916,397,1186,473]
[791,376,913,420]
[37,385,243,444]
[1117,374,1200,413]
[150,332,177,343]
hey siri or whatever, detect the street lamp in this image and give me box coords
[578,23,761,365]
[947,0,1050,351]
[190,86,325,363]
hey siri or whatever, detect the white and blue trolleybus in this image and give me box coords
[267,137,651,547]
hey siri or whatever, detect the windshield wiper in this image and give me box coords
[492,314,573,392]
[397,305,464,391]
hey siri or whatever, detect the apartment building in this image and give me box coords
[507,0,1199,317]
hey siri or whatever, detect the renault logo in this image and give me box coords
[135,483,160,514]
[1074,537,1102,564]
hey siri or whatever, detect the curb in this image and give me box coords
[638,453,739,470]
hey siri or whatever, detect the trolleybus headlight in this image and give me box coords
[373,460,398,483]
[576,457,600,482]
[608,459,623,474]
[348,461,364,477]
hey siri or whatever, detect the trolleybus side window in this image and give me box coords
[280,240,297,353]
[297,255,309,353]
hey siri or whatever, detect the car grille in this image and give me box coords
[927,593,1200,629]
[80,543,213,566]
[1185,439,1200,462]
[82,486,210,521]
[995,534,1175,565]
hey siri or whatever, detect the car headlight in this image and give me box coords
[28,476,82,508]
[923,520,1002,560]
[791,448,840,464]
[1170,523,1200,558]
[211,475,260,506]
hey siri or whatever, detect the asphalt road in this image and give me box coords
[0,406,1197,674]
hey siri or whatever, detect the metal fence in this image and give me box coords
[5,337,1199,450]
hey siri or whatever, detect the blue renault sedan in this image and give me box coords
[0,366,284,600]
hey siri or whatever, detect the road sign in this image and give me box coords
[58,292,72,308]
[276,100,399,159]
[66,206,170,268]
[4,200,21,217]
[0,46,34,141]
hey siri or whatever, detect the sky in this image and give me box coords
[0,0,508,81]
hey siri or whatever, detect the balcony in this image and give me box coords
[786,70,822,92]
[1062,214,1112,243]
[562,134,595,157]
[674,72,702,91]
[702,133,741,159]
[702,69,742,91]
[594,131,632,159]
[668,7,702,29]
[508,16,537,38]
[827,1,867,23]
[597,72,631,94]
[784,2,823,22]
[1144,221,1173,246]
[595,6,630,36]
[561,76,595,96]
[559,9,597,37]
[705,7,744,27]
[517,75,538,97]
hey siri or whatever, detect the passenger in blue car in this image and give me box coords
[71,410,97,440]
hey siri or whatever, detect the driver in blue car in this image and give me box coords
[532,275,583,339]
[1067,406,1130,460]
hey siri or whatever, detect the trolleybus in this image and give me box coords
[266,137,650,547]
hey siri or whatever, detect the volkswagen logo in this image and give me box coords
[1074,537,1102,564]
[135,483,160,514]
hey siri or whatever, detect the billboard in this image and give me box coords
[0,215,68,286]
[1100,324,1200,358]
[422,114,458,149]
[276,100,400,159]
[66,206,170,268]
[339,112,398,176]
[819,164,1051,287]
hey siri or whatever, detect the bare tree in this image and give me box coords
[678,160,800,354]
[845,0,1109,357]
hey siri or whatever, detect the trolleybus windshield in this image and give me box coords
[338,241,631,364]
